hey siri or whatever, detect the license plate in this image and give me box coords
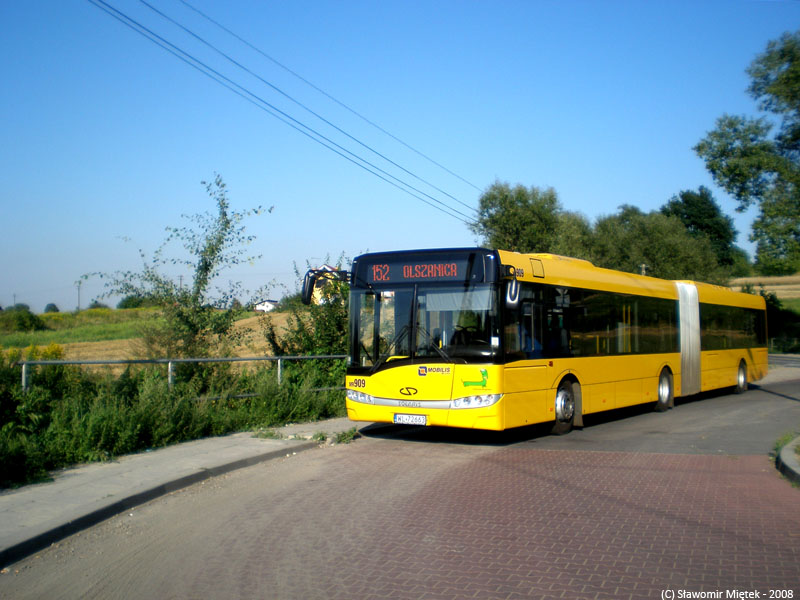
[394,413,427,426]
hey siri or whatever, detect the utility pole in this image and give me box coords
[76,280,81,311]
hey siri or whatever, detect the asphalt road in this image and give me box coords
[370,377,800,456]
[1,366,798,600]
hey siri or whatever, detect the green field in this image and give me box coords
[0,308,161,348]
[0,308,263,350]
[783,298,800,313]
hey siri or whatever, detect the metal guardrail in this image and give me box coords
[16,354,347,392]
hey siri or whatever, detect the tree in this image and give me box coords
[695,30,800,274]
[660,186,738,266]
[549,211,594,259]
[44,303,60,313]
[591,206,725,282]
[470,181,592,257]
[95,175,269,362]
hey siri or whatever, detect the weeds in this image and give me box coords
[0,347,345,488]
[335,428,359,444]
[253,428,282,439]
[773,430,799,458]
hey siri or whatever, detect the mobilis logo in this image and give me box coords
[418,366,451,376]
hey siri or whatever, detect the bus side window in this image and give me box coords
[522,302,543,358]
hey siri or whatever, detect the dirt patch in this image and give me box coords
[58,312,292,364]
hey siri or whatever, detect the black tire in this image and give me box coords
[654,368,673,412]
[551,379,576,435]
[734,361,748,394]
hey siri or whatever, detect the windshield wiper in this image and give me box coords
[370,324,411,373]
[416,324,454,363]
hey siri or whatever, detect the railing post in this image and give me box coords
[168,361,174,389]
[277,358,282,385]
[21,363,29,393]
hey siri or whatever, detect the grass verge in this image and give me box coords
[773,430,797,459]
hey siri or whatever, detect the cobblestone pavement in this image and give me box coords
[1,372,798,600]
[234,444,799,600]
[6,436,796,600]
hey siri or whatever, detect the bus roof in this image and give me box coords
[496,249,766,308]
[350,248,766,309]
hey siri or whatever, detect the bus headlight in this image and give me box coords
[451,394,502,409]
[347,389,374,404]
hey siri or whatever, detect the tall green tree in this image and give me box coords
[660,186,738,266]
[470,181,592,257]
[695,30,800,274]
[471,181,730,282]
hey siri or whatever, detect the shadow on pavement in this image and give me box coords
[359,386,751,447]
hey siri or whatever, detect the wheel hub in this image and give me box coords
[555,387,574,422]
[659,375,670,404]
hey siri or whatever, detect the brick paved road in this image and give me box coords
[198,446,798,600]
[1,380,798,600]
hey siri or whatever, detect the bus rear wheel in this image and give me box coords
[734,361,748,394]
[654,368,673,412]
[551,379,576,435]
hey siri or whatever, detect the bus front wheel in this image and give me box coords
[734,361,748,394]
[654,368,674,412]
[551,379,576,435]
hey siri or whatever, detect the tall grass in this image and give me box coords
[0,346,345,488]
[39,307,160,329]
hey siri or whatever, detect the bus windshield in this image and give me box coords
[349,284,500,371]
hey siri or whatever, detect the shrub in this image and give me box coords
[0,307,48,333]
[262,258,349,391]
[117,295,159,309]
[92,175,269,389]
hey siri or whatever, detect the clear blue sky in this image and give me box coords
[1,0,798,313]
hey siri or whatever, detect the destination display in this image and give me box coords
[368,261,461,282]
[358,254,485,284]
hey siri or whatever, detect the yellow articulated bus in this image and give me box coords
[304,248,768,434]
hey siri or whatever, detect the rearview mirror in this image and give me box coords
[301,270,316,305]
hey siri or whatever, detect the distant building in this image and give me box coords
[254,299,280,312]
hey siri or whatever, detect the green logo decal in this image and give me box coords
[462,369,489,388]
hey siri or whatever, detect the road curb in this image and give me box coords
[0,441,317,569]
[776,435,800,486]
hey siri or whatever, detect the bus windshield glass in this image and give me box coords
[349,284,499,371]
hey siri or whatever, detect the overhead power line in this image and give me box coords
[138,0,475,213]
[87,0,477,226]
[176,0,483,194]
